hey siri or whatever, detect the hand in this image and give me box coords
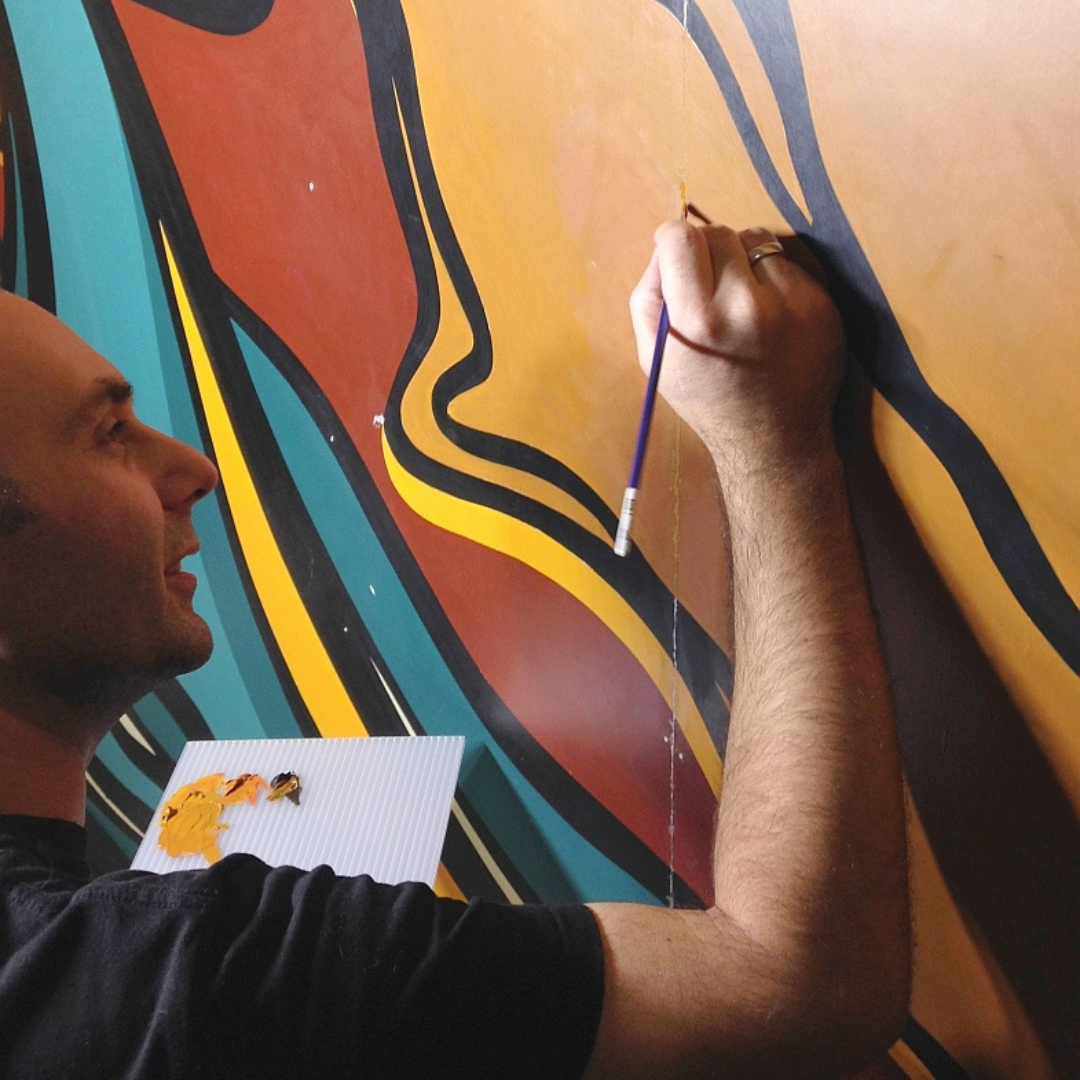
[629,222,846,475]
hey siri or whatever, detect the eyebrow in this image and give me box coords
[63,377,134,439]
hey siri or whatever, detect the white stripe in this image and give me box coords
[85,772,145,838]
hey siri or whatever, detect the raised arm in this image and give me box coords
[583,222,910,1080]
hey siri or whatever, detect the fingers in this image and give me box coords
[739,227,791,286]
[629,248,663,347]
[654,220,759,298]
[631,220,812,372]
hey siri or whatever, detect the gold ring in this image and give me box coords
[747,241,785,266]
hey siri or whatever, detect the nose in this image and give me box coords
[151,428,220,512]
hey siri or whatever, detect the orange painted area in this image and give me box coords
[114,0,722,896]
[400,0,746,647]
[105,2,1080,1074]
[113,0,417,441]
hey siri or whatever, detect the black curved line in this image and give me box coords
[153,679,214,742]
[224,283,703,905]
[112,705,176,789]
[676,0,1080,677]
[442,790,540,905]
[654,0,810,231]
[119,0,274,36]
[0,115,16,289]
[0,3,55,308]
[85,759,154,838]
[84,0,322,741]
[901,1018,973,1080]
[360,0,733,749]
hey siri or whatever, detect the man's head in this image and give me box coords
[0,292,219,751]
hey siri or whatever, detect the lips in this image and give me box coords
[164,540,201,595]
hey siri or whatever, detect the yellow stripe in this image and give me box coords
[385,95,721,797]
[433,861,466,901]
[160,227,366,738]
[888,1039,939,1080]
[383,434,721,796]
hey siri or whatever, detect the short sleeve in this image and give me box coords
[190,856,606,1080]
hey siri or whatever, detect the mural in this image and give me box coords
[0,0,1077,1077]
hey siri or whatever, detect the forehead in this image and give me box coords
[0,294,125,452]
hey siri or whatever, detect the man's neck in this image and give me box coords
[0,708,91,824]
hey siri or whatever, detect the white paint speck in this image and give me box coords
[369,585,376,596]
[309,181,315,192]
[373,414,385,429]
[329,434,335,443]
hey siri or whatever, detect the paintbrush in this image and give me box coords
[614,202,711,557]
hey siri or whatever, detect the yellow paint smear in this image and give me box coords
[160,227,367,739]
[433,862,466,902]
[158,772,268,865]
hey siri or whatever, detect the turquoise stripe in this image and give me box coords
[93,731,162,812]
[5,0,171,432]
[131,692,186,762]
[4,0,299,741]
[86,800,139,859]
[237,323,653,903]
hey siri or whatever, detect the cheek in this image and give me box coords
[2,501,164,623]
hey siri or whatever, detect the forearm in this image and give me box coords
[584,222,909,1080]
[712,442,909,1029]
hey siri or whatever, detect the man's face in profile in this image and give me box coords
[0,293,219,726]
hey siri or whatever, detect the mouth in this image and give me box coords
[164,543,201,595]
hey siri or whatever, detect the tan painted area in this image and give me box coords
[398,0,761,651]
[875,396,1080,813]
[383,429,723,797]
[906,797,1056,1080]
[396,4,1077,1075]
[795,0,1080,609]
[393,95,613,542]
[697,0,811,223]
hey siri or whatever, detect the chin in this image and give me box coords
[50,622,214,712]
[161,620,215,679]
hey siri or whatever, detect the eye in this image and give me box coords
[97,418,129,452]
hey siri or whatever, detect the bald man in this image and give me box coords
[0,223,909,1080]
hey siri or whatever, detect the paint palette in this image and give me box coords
[132,737,463,886]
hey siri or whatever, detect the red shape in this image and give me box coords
[112,0,717,898]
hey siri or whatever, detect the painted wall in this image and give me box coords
[0,2,1076,1077]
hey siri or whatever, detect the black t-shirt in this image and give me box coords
[0,815,605,1079]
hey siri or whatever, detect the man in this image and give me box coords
[0,221,909,1079]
